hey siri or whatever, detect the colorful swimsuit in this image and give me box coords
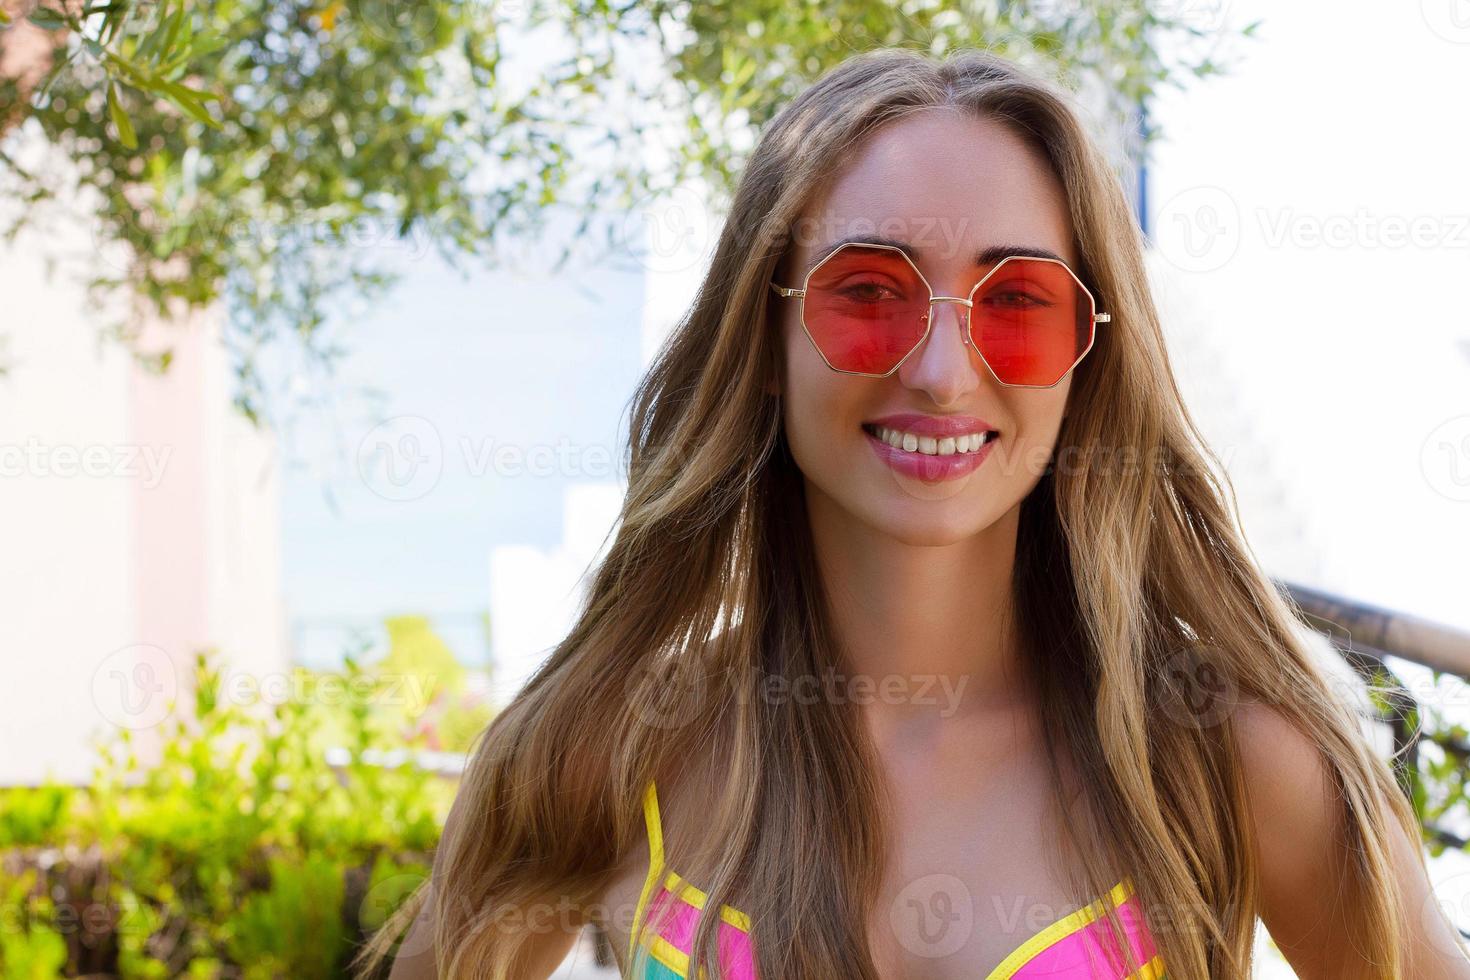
[627,779,1167,979]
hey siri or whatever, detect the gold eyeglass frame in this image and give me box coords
[768,241,1111,389]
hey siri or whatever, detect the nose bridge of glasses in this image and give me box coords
[923,293,972,328]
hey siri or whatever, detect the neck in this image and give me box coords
[803,485,1034,736]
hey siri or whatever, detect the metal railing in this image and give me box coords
[1280,580,1470,818]
[1279,578,1470,940]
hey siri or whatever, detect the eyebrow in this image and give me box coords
[801,236,1068,279]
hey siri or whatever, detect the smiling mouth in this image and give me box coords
[861,423,998,456]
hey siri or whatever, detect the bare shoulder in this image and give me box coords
[1229,699,1342,902]
[1229,699,1356,976]
[1231,699,1470,978]
[1230,698,1336,829]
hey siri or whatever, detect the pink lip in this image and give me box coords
[862,425,998,482]
[863,413,997,439]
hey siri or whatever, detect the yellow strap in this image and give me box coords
[645,778,665,868]
[627,779,666,973]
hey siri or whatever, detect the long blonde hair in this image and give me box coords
[354,46,1423,979]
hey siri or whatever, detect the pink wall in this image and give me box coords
[126,312,209,764]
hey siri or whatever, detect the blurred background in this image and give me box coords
[1,0,1468,976]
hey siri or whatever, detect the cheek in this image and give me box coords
[781,321,825,429]
[1032,388,1070,441]
[780,310,828,404]
[778,310,800,388]
[998,383,1072,475]
[780,314,859,462]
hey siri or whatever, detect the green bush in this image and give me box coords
[0,784,71,848]
[225,853,345,979]
[0,649,465,978]
[0,870,70,979]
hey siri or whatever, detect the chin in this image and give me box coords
[852,494,1008,547]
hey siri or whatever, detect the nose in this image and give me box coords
[897,297,983,403]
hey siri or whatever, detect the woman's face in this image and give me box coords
[771,107,1082,544]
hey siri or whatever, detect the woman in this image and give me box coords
[356,48,1469,979]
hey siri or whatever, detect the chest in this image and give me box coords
[863,728,1115,979]
[600,745,1139,980]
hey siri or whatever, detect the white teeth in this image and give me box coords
[871,425,993,456]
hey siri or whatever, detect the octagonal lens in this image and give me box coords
[969,257,1094,387]
[801,244,931,375]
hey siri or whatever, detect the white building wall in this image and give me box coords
[1144,2,1470,629]
[0,126,287,785]
[487,482,624,710]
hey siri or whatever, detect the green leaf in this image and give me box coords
[27,7,68,30]
[100,1,123,44]
[107,83,138,149]
[155,79,223,129]
[162,3,189,60]
[135,1,171,60]
[158,78,217,104]
[180,35,229,61]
